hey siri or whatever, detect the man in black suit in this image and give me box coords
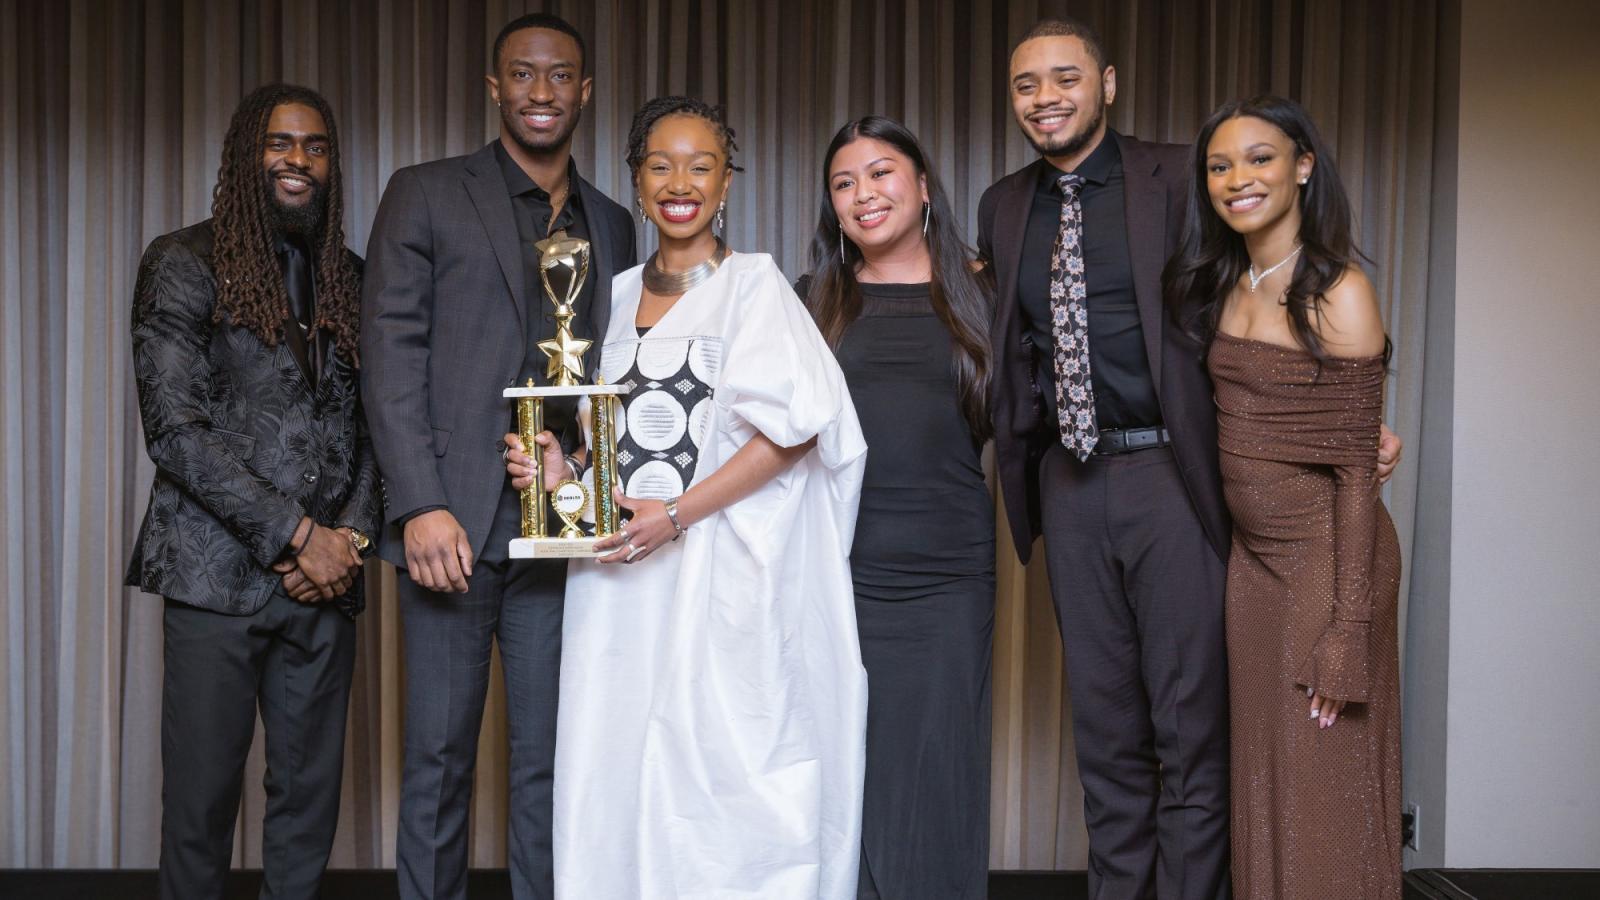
[361,13,636,900]
[128,83,379,900]
[977,20,1397,900]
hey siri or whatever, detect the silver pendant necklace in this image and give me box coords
[642,238,729,295]
[1248,243,1303,292]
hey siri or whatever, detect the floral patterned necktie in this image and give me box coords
[1049,173,1097,460]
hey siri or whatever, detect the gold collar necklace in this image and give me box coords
[642,238,729,295]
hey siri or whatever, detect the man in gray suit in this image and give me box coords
[360,13,636,900]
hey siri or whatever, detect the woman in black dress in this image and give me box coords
[797,115,995,900]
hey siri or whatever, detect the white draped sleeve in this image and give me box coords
[714,259,867,471]
[710,256,868,546]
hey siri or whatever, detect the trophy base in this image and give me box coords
[507,536,608,559]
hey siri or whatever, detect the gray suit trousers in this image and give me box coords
[396,556,565,900]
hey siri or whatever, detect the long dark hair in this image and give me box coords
[1162,94,1378,362]
[804,116,993,442]
[211,83,361,363]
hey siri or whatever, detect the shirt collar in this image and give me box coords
[273,231,312,256]
[493,139,582,202]
[1037,129,1122,193]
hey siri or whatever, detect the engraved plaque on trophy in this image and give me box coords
[503,230,630,558]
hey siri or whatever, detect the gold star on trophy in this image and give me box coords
[538,323,591,386]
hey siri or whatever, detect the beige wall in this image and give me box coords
[1448,0,1600,866]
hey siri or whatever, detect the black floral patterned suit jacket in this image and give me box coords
[126,219,381,617]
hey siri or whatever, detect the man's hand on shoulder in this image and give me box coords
[403,509,474,594]
[1377,424,1403,485]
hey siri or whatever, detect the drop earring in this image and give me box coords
[839,227,846,258]
[715,202,726,234]
[922,202,931,236]
[637,197,648,224]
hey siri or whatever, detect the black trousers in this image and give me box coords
[159,592,356,900]
[395,556,565,900]
[1039,443,1231,900]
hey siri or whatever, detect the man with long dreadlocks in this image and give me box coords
[127,82,379,900]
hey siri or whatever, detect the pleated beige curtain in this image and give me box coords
[0,0,1446,869]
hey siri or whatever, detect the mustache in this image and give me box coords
[267,163,324,187]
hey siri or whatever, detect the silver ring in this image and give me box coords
[619,528,631,542]
[625,543,643,562]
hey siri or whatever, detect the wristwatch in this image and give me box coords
[347,528,373,557]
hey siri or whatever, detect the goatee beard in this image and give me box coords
[263,171,327,237]
[1027,96,1107,162]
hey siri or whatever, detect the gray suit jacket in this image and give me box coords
[360,142,637,566]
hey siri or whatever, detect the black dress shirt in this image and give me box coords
[494,141,593,361]
[1018,133,1162,432]
[275,233,320,386]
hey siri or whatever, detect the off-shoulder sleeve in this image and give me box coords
[1294,362,1386,703]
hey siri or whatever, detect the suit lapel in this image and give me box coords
[1118,134,1167,390]
[575,177,613,376]
[992,161,1041,366]
[312,330,340,403]
[463,143,528,331]
[280,312,316,388]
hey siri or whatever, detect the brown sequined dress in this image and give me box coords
[1207,332,1402,900]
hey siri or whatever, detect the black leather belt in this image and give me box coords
[1092,425,1171,455]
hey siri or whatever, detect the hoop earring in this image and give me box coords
[715,202,726,234]
[922,202,931,237]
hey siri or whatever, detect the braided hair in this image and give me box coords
[211,83,362,364]
[624,96,744,184]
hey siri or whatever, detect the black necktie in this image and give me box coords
[280,235,319,384]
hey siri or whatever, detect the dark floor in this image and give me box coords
[1,868,1596,899]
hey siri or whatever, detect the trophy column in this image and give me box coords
[515,380,546,539]
[591,392,620,534]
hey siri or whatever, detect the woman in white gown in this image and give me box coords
[507,97,869,899]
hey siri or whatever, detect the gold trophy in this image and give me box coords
[504,230,630,558]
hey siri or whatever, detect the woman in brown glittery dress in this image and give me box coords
[1163,95,1402,900]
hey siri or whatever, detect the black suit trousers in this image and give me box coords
[396,556,566,900]
[159,593,355,900]
[1039,443,1231,900]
